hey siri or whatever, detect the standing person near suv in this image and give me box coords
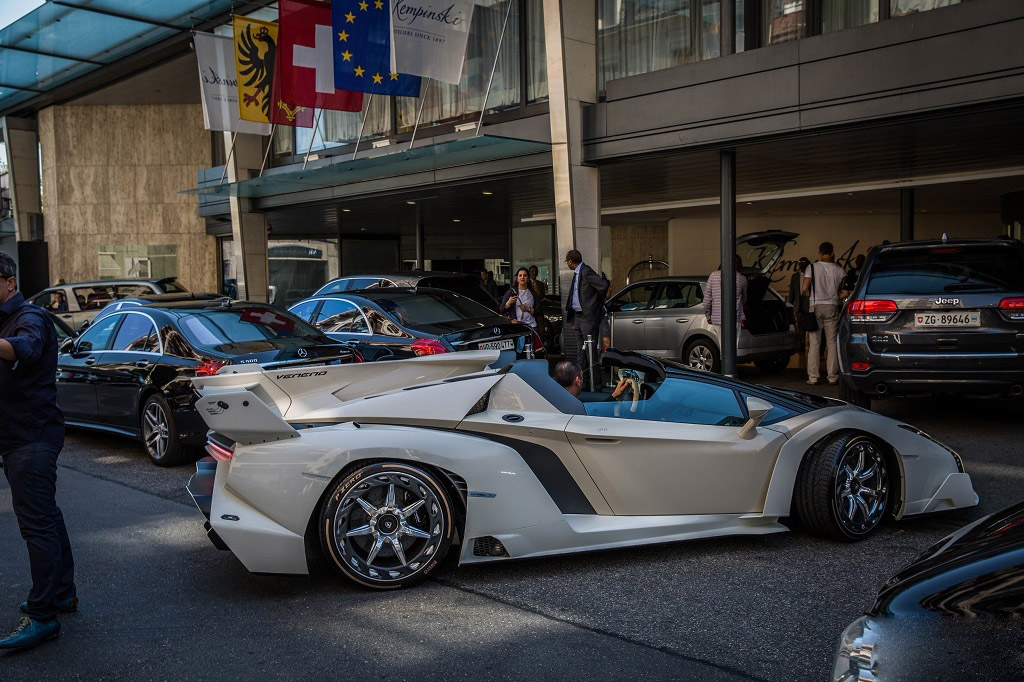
[704,254,748,348]
[0,252,76,651]
[802,242,850,385]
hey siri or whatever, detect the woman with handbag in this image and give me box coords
[501,267,540,331]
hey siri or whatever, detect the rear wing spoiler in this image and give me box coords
[192,350,501,423]
[195,389,299,445]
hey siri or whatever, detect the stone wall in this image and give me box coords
[609,223,668,290]
[38,104,216,292]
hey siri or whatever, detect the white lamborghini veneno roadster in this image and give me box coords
[187,349,977,589]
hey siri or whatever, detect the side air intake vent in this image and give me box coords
[473,536,510,558]
[466,390,490,416]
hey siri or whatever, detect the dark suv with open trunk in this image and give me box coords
[838,237,1024,408]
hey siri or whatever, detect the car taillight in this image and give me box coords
[411,339,449,356]
[999,297,1024,320]
[846,300,898,323]
[195,360,226,376]
[206,438,234,461]
[851,362,871,371]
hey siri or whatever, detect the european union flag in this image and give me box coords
[332,0,421,96]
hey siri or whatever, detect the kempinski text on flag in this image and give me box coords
[279,0,364,112]
[333,0,421,96]
[233,16,313,127]
[194,32,272,135]
[389,0,475,84]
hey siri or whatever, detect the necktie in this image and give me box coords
[569,271,578,312]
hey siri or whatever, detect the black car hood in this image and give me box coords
[871,501,1024,617]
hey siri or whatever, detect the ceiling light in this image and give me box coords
[342,208,351,212]
[847,192,854,196]
[453,219,461,222]
[360,227,367,231]
[406,201,416,205]
[482,191,493,195]
[745,202,753,205]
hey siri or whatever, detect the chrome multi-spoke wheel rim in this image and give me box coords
[688,345,715,371]
[834,439,888,535]
[143,402,169,461]
[334,471,444,583]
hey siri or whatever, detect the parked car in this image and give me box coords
[606,231,801,373]
[288,287,542,361]
[57,300,355,466]
[832,499,1024,681]
[29,277,191,329]
[312,271,499,311]
[48,311,74,344]
[838,237,1024,408]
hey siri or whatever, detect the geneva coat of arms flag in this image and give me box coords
[233,16,313,127]
[332,0,421,96]
[278,0,364,112]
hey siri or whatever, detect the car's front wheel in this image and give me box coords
[141,393,187,467]
[794,433,890,541]
[684,338,721,373]
[320,462,455,590]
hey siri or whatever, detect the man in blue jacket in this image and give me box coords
[0,252,76,650]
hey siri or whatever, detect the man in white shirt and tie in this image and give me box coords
[563,250,609,369]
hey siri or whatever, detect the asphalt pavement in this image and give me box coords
[2,368,1022,680]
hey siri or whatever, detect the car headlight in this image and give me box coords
[832,615,881,682]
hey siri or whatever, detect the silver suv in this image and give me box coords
[608,231,800,374]
[27,277,189,329]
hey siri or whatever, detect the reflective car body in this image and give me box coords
[833,500,1024,681]
[313,271,499,311]
[57,300,354,465]
[187,349,976,584]
[29,277,190,329]
[288,287,540,361]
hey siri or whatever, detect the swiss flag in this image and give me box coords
[241,308,296,333]
[278,0,364,112]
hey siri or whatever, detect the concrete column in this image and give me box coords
[720,149,737,378]
[225,132,269,302]
[542,0,600,304]
[900,188,915,242]
[1,116,43,242]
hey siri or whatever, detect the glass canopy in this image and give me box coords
[0,0,237,113]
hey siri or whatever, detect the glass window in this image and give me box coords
[823,0,878,33]
[316,299,370,333]
[272,124,293,157]
[364,309,409,337]
[864,246,1024,296]
[608,283,657,312]
[267,239,340,307]
[76,314,120,352]
[368,292,494,330]
[890,0,958,18]
[295,97,391,152]
[98,244,177,281]
[512,224,555,297]
[763,0,806,46]
[653,283,701,309]
[73,285,116,311]
[318,277,382,295]
[599,0,722,89]
[585,377,745,425]
[111,314,159,353]
[177,309,328,356]
[220,238,238,298]
[526,0,548,103]
[33,289,71,313]
[397,0,520,133]
[289,299,319,322]
[114,284,151,299]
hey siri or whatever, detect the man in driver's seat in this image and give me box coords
[554,360,629,401]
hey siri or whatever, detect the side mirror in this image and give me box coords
[59,338,75,355]
[738,397,773,439]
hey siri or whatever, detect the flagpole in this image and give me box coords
[476,0,515,136]
[258,123,278,177]
[408,79,430,151]
[218,129,238,184]
[351,92,375,161]
[303,108,324,170]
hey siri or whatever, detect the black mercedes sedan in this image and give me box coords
[57,300,355,466]
[288,287,542,361]
[832,500,1024,681]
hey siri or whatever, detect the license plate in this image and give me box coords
[478,339,514,351]
[914,311,980,328]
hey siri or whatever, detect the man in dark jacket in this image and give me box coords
[563,249,609,368]
[0,252,76,651]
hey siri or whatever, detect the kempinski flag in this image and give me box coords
[233,16,312,127]
[279,0,364,112]
[194,32,272,135]
[389,0,475,84]
[332,0,421,96]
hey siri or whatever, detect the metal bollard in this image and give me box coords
[585,334,596,392]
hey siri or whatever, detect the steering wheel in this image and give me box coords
[617,369,642,413]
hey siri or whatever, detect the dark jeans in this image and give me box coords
[569,315,600,369]
[1,442,75,622]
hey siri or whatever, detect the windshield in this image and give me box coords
[177,308,331,356]
[865,246,1024,295]
[368,292,496,331]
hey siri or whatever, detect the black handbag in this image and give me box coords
[798,264,819,332]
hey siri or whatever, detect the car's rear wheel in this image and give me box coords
[141,393,186,467]
[754,356,790,374]
[684,338,721,373]
[839,379,872,409]
[795,433,890,541]
[320,462,455,590]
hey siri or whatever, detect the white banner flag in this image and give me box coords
[390,0,476,85]
[194,32,272,135]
